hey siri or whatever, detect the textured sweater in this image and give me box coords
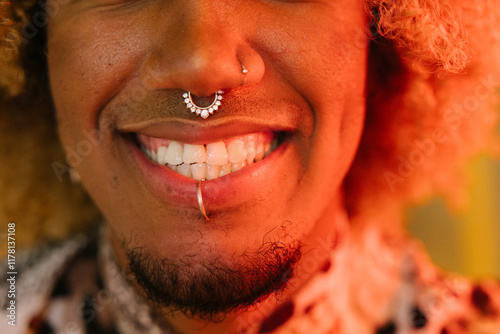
[1,225,499,334]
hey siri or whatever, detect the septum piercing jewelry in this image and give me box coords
[183,64,248,118]
[183,90,223,119]
[197,179,210,221]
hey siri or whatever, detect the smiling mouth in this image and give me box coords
[133,131,287,180]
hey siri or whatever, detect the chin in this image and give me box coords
[124,226,303,321]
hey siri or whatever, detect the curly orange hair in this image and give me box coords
[346,0,500,228]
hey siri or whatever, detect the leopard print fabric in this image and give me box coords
[1,226,499,334]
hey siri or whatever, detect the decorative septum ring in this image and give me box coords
[183,90,223,119]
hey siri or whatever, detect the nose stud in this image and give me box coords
[242,65,248,85]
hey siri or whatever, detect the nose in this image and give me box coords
[140,3,264,97]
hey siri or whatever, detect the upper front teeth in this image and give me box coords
[227,140,247,163]
[183,144,207,164]
[137,132,277,180]
[206,142,229,165]
[163,142,183,165]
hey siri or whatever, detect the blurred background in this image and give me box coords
[409,154,500,278]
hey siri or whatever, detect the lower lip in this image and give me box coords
[124,134,292,214]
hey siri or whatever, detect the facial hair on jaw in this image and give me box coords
[125,224,302,322]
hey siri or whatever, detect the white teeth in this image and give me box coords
[255,143,264,162]
[157,146,168,165]
[245,141,256,164]
[140,132,282,180]
[219,163,232,177]
[165,141,183,165]
[183,144,206,164]
[190,163,207,180]
[227,139,247,163]
[177,164,192,178]
[206,164,221,180]
[231,161,247,172]
[206,142,228,165]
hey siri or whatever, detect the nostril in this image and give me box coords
[184,88,224,99]
[189,94,216,106]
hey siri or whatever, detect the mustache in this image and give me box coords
[98,86,306,134]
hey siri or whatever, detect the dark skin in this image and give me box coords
[47,0,368,332]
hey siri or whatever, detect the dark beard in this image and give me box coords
[125,233,302,322]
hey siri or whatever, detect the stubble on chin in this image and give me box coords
[124,224,303,322]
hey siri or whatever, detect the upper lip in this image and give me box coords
[116,117,296,144]
[108,90,305,144]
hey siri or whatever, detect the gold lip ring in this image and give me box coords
[197,179,210,221]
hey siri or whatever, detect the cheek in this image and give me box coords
[296,45,367,180]
[254,6,368,141]
[310,60,367,189]
[47,17,149,142]
[309,24,368,161]
[295,47,368,209]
